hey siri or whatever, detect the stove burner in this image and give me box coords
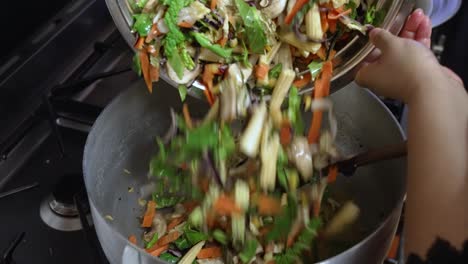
[39,195,82,231]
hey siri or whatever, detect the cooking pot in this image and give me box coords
[83,80,406,264]
[105,0,416,100]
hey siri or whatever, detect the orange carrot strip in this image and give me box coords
[197,247,223,259]
[148,244,169,257]
[293,73,312,89]
[280,122,292,146]
[183,201,199,213]
[139,51,153,93]
[327,165,339,184]
[387,235,401,259]
[317,46,327,60]
[213,195,242,215]
[320,12,329,33]
[286,223,304,247]
[328,18,337,33]
[217,36,228,47]
[151,231,182,248]
[183,103,193,129]
[134,37,145,50]
[210,0,217,10]
[141,200,157,228]
[167,216,185,231]
[128,235,137,245]
[313,200,321,217]
[285,0,309,25]
[328,9,352,19]
[203,88,215,106]
[178,21,194,28]
[307,61,333,144]
[257,195,282,216]
[255,63,269,80]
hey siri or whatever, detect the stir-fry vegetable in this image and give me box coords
[129,0,383,262]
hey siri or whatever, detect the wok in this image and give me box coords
[83,80,406,264]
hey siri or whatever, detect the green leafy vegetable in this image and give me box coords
[159,252,180,263]
[308,61,323,79]
[345,2,358,19]
[174,236,192,250]
[212,229,228,245]
[287,86,305,134]
[152,194,184,208]
[188,206,203,228]
[136,0,148,9]
[181,46,196,70]
[132,53,142,76]
[145,233,159,249]
[178,85,188,102]
[269,63,283,79]
[275,218,322,264]
[132,13,153,36]
[266,195,298,241]
[277,148,289,191]
[184,225,210,244]
[234,0,268,54]
[191,32,233,58]
[161,0,192,77]
[239,239,259,263]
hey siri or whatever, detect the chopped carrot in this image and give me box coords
[148,244,169,257]
[141,200,157,228]
[155,231,182,247]
[203,87,215,106]
[327,165,339,184]
[293,73,312,89]
[167,216,185,231]
[145,24,160,43]
[285,0,309,25]
[307,61,333,144]
[150,64,160,82]
[217,36,228,47]
[317,46,327,61]
[128,235,137,245]
[134,37,145,50]
[197,247,223,259]
[255,63,269,80]
[313,200,321,217]
[320,12,329,33]
[328,18,337,33]
[328,8,352,20]
[206,210,216,228]
[182,103,193,129]
[178,21,194,28]
[202,64,221,92]
[183,201,199,213]
[387,235,401,259]
[210,0,217,10]
[139,51,153,93]
[286,223,304,247]
[213,195,242,215]
[257,195,282,216]
[280,122,292,146]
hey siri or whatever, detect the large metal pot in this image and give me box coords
[83,80,406,264]
[105,0,415,99]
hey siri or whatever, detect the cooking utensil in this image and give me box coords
[105,0,415,101]
[334,140,408,177]
[83,80,407,264]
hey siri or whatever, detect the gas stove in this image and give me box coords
[2,0,464,263]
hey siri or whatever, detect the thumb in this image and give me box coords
[370,28,399,53]
[355,62,379,89]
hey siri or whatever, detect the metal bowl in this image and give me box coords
[105,0,415,99]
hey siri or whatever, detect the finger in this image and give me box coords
[415,16,432,47]
[355,63,379,88]
[442,66,464,86]
[370,28,399,52]
[399,9,425,39]
[365,48,382,63]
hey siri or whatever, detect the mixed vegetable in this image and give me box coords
[127,0,385,263]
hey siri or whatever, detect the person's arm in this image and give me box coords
[356,29,468,258]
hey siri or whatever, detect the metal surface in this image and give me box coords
[39,195,83,232]
[105,0,415,100]
[83,80,406,264]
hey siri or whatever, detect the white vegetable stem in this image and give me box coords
[270,69,295,127]
[179,241,206,264]
[240,102,267,158]
[260,120,280,191]
[305,3,323,41]
[324,201,360,237]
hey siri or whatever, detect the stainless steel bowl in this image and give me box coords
[106,0,415,100]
